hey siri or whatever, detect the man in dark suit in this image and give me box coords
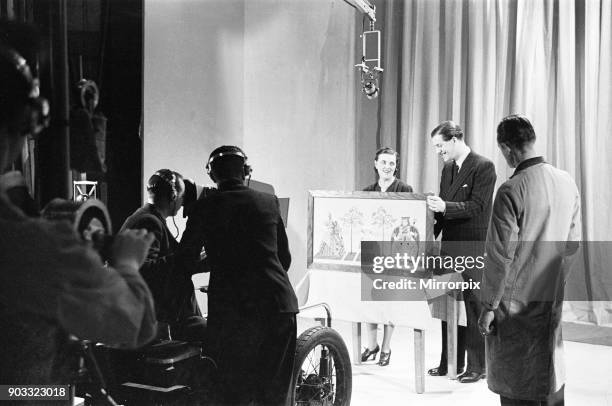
[426,121,496,383]
[180,146,298,405]
[120,169,206,341]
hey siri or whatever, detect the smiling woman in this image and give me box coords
[364,147,412,194]
[361,146,414,366]
[374,151,396,182]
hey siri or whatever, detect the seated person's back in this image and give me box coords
[120,169,206,342]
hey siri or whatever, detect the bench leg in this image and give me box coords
[447,292,458,379]
[352,322,362,365]
[414,328,425,393]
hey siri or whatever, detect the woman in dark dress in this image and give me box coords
[361,147,413,366]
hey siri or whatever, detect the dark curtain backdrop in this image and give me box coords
[356,0,612,325]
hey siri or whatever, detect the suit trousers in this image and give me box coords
[438,288,485,373]
[207,303,296,406]
[439,320,466,371]
[500,385,564,406]
[463,287,486,373]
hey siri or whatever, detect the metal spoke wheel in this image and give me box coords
[292,326,351,406]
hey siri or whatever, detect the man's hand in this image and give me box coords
[427,195,446,213]
[110,229,155,269]
[478,309,495,336]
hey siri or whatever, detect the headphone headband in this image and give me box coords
[205,147,252,181]
[148,170,178,201]
[206,150,247,170]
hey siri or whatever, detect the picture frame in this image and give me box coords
[307,191,434,272]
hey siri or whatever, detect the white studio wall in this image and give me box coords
[242,0,357,289]
[143,0,358,298]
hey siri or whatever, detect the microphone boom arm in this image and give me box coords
[343,0,376,21]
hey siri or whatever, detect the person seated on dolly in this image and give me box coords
[120,169,207,342]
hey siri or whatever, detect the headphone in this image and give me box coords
[0,44,49,137]
[205,146,252,182]
[147,169,178,201]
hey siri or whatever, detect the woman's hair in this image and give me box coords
[374,147,400,177]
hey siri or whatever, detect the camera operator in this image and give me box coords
[180,146,298,405]
[120,169,206,341]
[0,19,157,386]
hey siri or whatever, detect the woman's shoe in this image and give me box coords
[377,350,391,366]
[361,345,380,362]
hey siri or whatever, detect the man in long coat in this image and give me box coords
[479,115,581,405]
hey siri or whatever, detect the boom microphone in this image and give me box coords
[355,15,383,99]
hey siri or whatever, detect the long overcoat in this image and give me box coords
[482,159,581,401]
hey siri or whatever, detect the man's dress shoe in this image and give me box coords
[458,371,486,383]
[427,365,465,376]
[427,366,447,376]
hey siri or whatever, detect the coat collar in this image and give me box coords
[510,156,546,178]
[218,178,247,191]
[143,203,165,222]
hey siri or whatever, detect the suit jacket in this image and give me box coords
[435,151,496,240]
[120,204,201,324]
[180,180,298,315]
[435,151,496,279]
[482,159,581,400]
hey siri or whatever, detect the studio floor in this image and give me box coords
[296,318,612,406]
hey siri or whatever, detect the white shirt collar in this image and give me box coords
[455,146,471,170]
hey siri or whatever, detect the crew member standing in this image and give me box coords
[180,146,298,405]
[479,115,581,405]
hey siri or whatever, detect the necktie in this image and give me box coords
[452,162,459,183]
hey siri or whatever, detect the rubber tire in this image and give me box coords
[292,326,352,406]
